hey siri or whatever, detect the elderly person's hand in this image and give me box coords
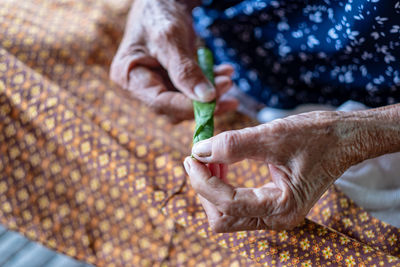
[110,0,238,123]
[184,105,400,232]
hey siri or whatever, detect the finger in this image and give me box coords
[191,124,267,164]
[214,75,233,98]
[207,163,221,178]
[144,1,216,102]
[207,163,229,183]
[110,52,159,90]
[198,195,222,224]
[214,64,235,77]
[129,67,194,121]
[210,214,279,233]
[198,194,244,233]
[110,16,160,90]
[206,209,304,233]
[128,67,234,122]
[197,195,264,233]
[220,164,228,183]
[153,91,194,121]
[128,66,165,101]
[184,157,282,217]
[214,99,239,116]
[184,157,235,207]
[199,195,284,233]
[199,193,252,233]
[156,44,216,102]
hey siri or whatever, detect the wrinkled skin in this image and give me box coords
[110,0,238,123]
[184,105,400,232]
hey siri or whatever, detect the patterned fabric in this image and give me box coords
[193,0,400,109]
[0,0,399,266]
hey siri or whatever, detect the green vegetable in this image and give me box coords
[192,47,216,144]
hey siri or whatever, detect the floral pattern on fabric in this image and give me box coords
[193,0,400,108]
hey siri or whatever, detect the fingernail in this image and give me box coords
[183,157,191,172]
[192,140,212,157]
[194,82,216,102]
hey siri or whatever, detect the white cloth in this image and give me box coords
[336,152,400,227]
[230,87,400,228]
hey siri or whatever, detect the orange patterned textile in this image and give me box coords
[0,1,399,266]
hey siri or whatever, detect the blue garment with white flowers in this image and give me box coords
[193,0,400,109]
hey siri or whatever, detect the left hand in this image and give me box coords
[184,111,363,232]
[110,0,237,123]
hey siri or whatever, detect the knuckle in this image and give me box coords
[276,181,297,212]
[188,177,202,193]
[273,210,304,230]
[148,98,165,116]
[217,201,232,215]
[219,131,240,159]
[154,20,181,42]
[163,20,180,35]
[109,58,124,86]
[110,46,147,88]
[210,220,225,233]
[268,119,286,135]
[285,215,303,230]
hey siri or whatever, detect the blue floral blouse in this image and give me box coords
[193,0,400,109]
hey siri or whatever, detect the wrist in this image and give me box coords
[335,104,400,166]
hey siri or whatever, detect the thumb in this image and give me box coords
[167,54,216,102]
[192,125,266,164]
[145,0,216,102]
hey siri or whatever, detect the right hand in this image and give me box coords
[110,0,238,123]
[186,111,361,232]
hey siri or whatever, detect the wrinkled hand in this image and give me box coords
[110,0,237,123]
[184,111,360,232]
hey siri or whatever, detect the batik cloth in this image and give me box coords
[193,0,400,109]
[0,0,399,266]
